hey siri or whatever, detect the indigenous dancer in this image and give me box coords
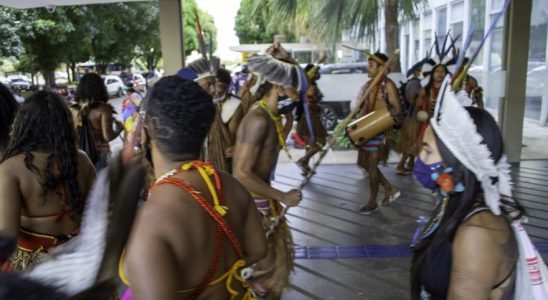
[0,82,18,157]
[410,76,548,299]
[206,68,244,173]
[176,56,220,96]
[296,64,328,176]
[121,76,266,299]
[356,52,402,215]
[0,91,96,271]
[417,37,458,139]
[72,73,124,170]
[233,53,304,299]
[396,60,425,175]
[459,57,484,109]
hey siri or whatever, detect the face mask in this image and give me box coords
[413,157,443,190]
[277,96,296,114]
[213,93,226,104]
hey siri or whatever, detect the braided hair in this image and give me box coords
[0,83,18,148]
[1,91,84,215]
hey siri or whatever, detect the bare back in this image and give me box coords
[124,170,266,299]
[0,150,96,237]
[234,105,279,183]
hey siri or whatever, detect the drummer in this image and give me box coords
[356,52,402,215]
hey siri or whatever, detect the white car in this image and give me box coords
[7,78,32,91]
[102,75,125,97]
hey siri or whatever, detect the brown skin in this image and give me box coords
[233,84,302,206]
[196,76,217,96]
[214,80,245,157]
[0,150,95,238]
[72,103,123,145]
[123,133,267,300]
[420,126,517,300]
[358,59,401,210]
[396,69,423,172]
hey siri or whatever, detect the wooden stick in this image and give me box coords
[298,49,400,190]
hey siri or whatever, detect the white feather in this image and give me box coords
[430,76,516,215]
[23,169,110,296]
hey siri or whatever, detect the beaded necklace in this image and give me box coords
[257,99,292,159]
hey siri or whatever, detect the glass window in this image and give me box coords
[424,29,432,56]
[423,11,433,29]
[437,6,447,36]
[405,34,410,70]
[414,40,420,62]
[469,0,486,65]
[451,22,464,49]
[491,0,505,11]
[451,1,464,22]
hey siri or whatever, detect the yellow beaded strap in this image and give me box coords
[257,100,292,159]
[181,161,228,217]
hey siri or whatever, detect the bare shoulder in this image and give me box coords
[0,155,24,174]
[218,171,252,202]
[237,107,269,141]
[77,150,94,167]
[455,210,513,248]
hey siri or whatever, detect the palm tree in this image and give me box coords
[254,0,426,72]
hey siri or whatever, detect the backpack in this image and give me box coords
[77,117,99,164]
[398,77,421,118]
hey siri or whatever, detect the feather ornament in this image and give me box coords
[24,170,110,296]
[247,55,301,91]
[430,76,515,215]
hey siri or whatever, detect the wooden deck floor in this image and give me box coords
[274,160,548,300]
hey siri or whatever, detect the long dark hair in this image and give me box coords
[424,65,449,98]
[0,83,18,147]
[75,73,108,105]
[410,107,525,299]
[1,91,84,215]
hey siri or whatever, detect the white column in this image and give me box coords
[159,0,185,75]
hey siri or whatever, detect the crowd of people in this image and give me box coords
[0,38,546,300]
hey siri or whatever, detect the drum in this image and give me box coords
[345,106,394,147]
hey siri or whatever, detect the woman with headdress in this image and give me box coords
[0,91,96,271]
[417,36,459,139]
[72,73,124,170]
[410,76,548,299]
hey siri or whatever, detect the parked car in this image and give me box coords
[7,78,32,91]
[102,75,125,97]
[316,62,403,130]
[142,71,162,88]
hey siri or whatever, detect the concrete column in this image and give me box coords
[540,28,548,126]
[159,0,184,75]
[500,0,533,162]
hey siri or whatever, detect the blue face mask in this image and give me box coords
[413,157,443,190]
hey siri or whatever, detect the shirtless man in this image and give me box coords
[207,68,244,173]
[0,91,96,271]
[357,52,401,215]
[121,76,266,300]
[233,54,303,299]
[73,73,123,170]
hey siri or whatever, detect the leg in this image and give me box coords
[396,154,409,174]
[379,167,401,205]
[360,152,380,215]
[405,155,415,170]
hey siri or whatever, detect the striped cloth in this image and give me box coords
[361,134,385,153]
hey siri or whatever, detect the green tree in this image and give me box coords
[253,0,426,72]
[14,7,76,84]
[235,0,300,44]
[0,8,23,58]
[182,0,217,57]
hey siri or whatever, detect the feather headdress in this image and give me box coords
[247,54,305,92]
[422,33,459,80]
[430,75,513,215]
[184,56,220,82]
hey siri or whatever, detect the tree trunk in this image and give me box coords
[66,63,71,83]
[384,0,401,72]
[70,62,77,83]
[43,70,55,86]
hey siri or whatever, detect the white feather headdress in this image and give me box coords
[422,34,459,81]
[188,56,220,81]
[247,54,303,92]
[430,75,514,215]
